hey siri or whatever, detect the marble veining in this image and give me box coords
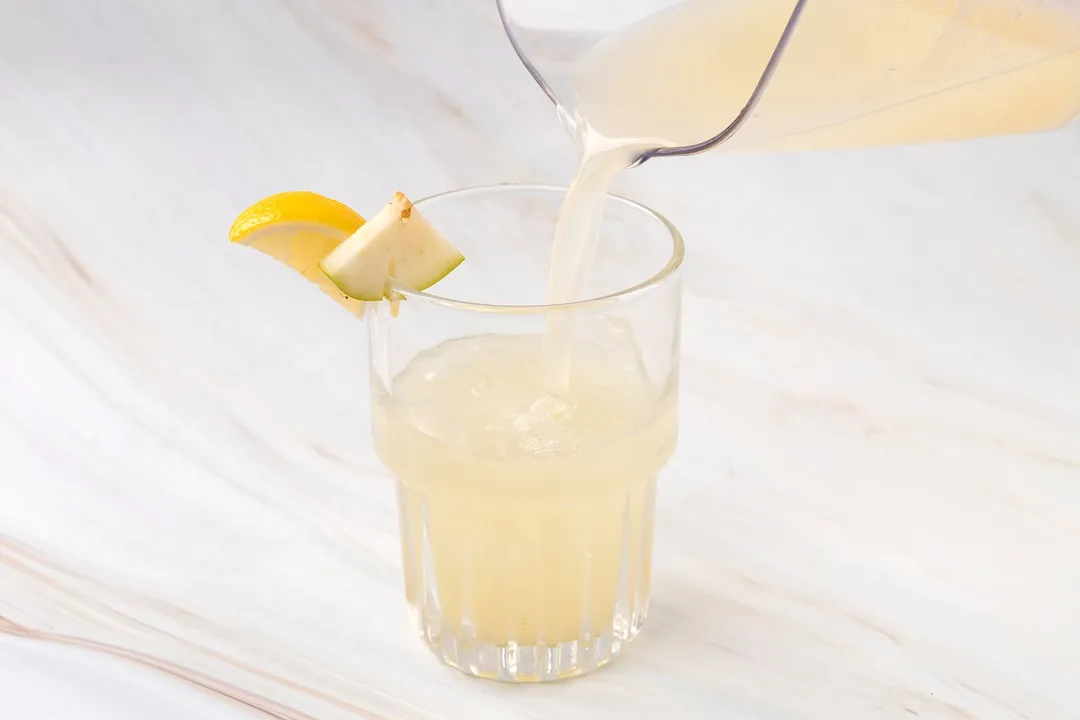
[2,0,1079,718]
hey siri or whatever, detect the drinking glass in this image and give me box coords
[367,185,683,681]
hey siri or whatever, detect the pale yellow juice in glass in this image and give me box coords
[372,333,676,668]
[368,0,1080,682]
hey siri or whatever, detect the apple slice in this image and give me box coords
[319,192,464,301]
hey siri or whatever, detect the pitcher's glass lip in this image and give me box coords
[388,183,684,315]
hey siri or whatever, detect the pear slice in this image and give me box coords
[319,192,464,301]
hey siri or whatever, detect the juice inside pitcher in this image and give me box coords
[570,0,1080,152]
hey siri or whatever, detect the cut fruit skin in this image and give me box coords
[320,192,465,301]
[230,191,367,315]
[229,191,364,244]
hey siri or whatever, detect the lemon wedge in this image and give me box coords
[229,191,367,314]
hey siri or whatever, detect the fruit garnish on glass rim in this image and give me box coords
[229,190,463,312]
[320,192,463,302]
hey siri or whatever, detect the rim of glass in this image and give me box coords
[389,184,684,315]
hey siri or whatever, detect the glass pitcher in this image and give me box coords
[497,0,1080,161]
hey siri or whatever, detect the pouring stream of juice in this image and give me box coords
[525,0,1080,392]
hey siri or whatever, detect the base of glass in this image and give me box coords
[412,606,649,682]
[395,476,658,682]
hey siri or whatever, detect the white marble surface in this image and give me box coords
[2,1,1080,718]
